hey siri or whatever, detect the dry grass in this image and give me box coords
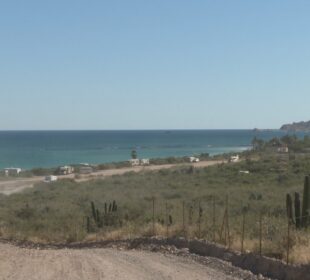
[291,245,310,264]
[1,154,310,264]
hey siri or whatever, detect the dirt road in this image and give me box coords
[0,160,225,195]
[0,242,257,280]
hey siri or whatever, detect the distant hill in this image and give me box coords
[280,121,310,132]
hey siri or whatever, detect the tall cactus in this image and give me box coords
[86,216,91,233]
[294,192,301,229]
[199,206,203,218]
[188,205,193,225]
[113,201,118,212]
[286,194,294,223]
[90,202,103,228]
[169,215,173,225]
[301,176,310,227]
[89,200,120,229]
[287,176,310,229]
[96,209,101,227]
[91,201,97,223]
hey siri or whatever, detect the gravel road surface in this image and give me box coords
[0,242,262,280]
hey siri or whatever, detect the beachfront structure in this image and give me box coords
[230,155,239,163]
[44,175,58,183]
[140,159,150,165]
[189,156,200,163]
[58,165,74,175]
[129,159,140,166]
[4,168,22,176]
[79,166,93,174]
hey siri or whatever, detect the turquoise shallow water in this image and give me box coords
[0,130,306,169]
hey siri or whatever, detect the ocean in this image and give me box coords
[0,130,305,170]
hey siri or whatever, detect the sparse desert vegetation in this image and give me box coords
[1,140,310,264]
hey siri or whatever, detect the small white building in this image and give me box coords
[230,155,240,163]
[129,159,140,166]
[58,165,74,175]
[189,157,200,163]
[4,168,22,176]
[140,159,150,165]
[239,170,250,174]
[44,175,58,183]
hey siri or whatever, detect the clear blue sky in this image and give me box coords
[1,0,310,130]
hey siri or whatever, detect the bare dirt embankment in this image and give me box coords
[0,160,225,195]
[0,240,264,280]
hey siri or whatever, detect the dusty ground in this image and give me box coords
[0,179,36,195]
[0,160,225,195]
[0,241,265,280]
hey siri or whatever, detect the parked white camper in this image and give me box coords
[44,175,58,183]
[140,159,150,165]
[58,165,74,175]
[189,157,200,163]
[277,145,289,153]
[79,166,93,174]
[230,155,239,163]
[4,168,22,176]
[129,159,140,166]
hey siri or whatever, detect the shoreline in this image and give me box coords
[0,147,249,171]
